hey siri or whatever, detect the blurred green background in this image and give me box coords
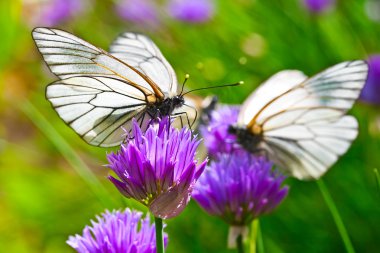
[0,0,379,252]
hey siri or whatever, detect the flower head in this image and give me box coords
[115,0,158,25]
[360,55,380,104]
[193,151,288,225]
[167,0,215,23]
[67,208,168,253]
[107,117,207,219]
[199,105,242,157]
[302,0,335,13]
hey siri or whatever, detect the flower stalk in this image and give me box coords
[155,217,165,253]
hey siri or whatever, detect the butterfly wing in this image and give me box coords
[46,76,151,147]
[109,32,178,97]
[239,61,368,179]
[32,27,163,99]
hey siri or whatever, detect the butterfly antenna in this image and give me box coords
[182,81,243,96]
[180,74,190,95]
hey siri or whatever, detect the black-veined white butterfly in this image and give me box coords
[32,27,200,147]
[229,61,368,180]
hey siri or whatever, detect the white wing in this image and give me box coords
[46,76,149,147]
[109,32,178,97]
[32,27,160,97]
[239,60,368,179]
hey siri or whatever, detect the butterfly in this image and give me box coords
[229,61,369,180]
[32,27,199,147]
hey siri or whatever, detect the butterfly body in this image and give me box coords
[147,95,185,117]
[228,125,263,153]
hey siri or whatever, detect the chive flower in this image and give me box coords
[360,55,380,105]
[199,105,242,157]
[167,0,215,23]
[67,208,167,253]
[107,117,207,219]
[115,0,158,25]
[193,151,288,247]
[302,0,335,13]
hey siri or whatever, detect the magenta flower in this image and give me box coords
[360,55,380,104]
[199,105,242,157]
[107,117,207,219]
[167,0,215,23]
[67,208,168,253]
[193,152,288,225]
[115,0,158,25]
[302,0,335,13]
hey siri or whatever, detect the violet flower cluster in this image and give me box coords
[107,117,207,219]
[195,104,289,248]
[193,152,289,225]
[360,55,380,105]
[116,0,215,24]
[199,105,242,157]
[67,208,167,253]
[303,0,336,13]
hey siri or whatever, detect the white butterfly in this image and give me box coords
[32,28,197,147]
[230,61,368,180]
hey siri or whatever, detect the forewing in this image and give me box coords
[46,76,148,147]
[240,60,368,179]
[109,32,178,96]
[32,27,158,96]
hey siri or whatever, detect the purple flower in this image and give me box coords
[167,0,215,23]
[67,208,168,253]
[115,0,158,24]
[107,117,207,219]
[360,55,380,104]
[37,0,83,26]
[199,105,242,157]
[302,0,335,13]
[193,152,289,225]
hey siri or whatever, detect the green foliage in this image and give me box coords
[1,0,379,252]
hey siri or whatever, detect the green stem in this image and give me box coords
[155,217,164,253]
[317,179,355,253]
[237,234,244,253]
[256,220,265,253]
[374,169,380,198]
[250,220,258,253]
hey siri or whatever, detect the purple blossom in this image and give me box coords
[360,55,380,104]
[67,208,168,253]
[199,105,242,157]
[193,151,289,226]
[107,117,207,219]
[115,0,158,24]
[302,0,335,13]
[167,0,215,23]
[37,0,83,26]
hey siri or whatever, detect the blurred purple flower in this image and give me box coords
[302,0,335,13]
[199,105,242,157]
[193,152,288,225]
[115,0,158,24]
[167,0,215,23]
[38,0,83,26]
[107,117,207,219]
[67,208,168,253]
[360,55,380,104]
